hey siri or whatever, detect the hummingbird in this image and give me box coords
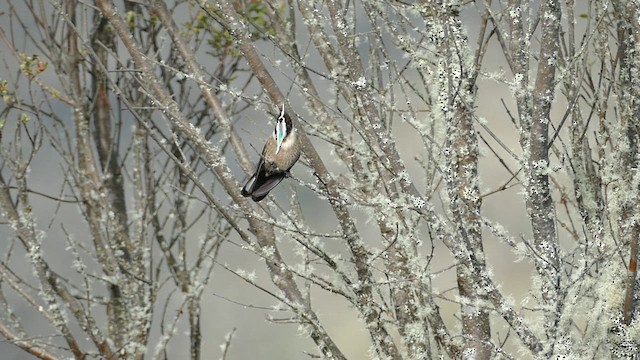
[241,105,301,202]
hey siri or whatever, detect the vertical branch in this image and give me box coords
[527,0,562,351]
[430,4,491,358]
[624,227,639,324]
[617,0,640,326]
[66,0,127,354]
[188,299,202,360]
[89,14,150,354]
[507,0,533,143]
[91,15,129,247]
[562,0,605,265]
[62,0,150,357]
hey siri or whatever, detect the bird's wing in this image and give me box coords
[241,158,265,197]
[240,174,256,197]
[250,173,287,202]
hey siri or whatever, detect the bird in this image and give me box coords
[241,105,301,202]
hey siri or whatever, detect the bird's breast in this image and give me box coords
[262,135,300,175]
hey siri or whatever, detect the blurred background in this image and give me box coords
[0,1,634,359]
